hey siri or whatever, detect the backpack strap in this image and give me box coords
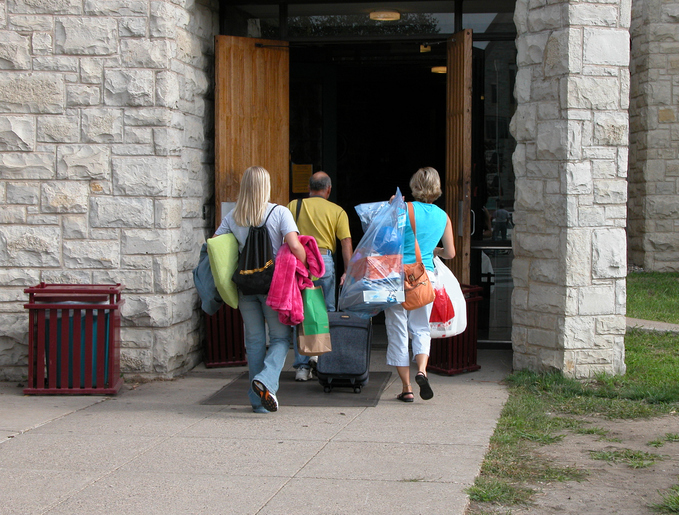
[261,204,278,227]
[295,198,303,223]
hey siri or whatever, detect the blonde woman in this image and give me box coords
[214,166,307,413]
[386,167,456,402]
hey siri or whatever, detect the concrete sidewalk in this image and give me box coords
[0,324,512,515]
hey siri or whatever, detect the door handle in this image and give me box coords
[470,209,476,236]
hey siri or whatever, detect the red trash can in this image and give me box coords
[204,304,247,367]
[24,283,124,395]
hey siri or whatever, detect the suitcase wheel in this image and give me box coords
[353,386,362,394]
[324,386,332,393]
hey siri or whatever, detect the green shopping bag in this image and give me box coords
[298,286,332,356]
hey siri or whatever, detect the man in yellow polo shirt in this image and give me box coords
[287,171,353,381]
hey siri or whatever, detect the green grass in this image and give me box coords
[627,272,679,324]
[652,485,679,513]
[589,448,663,469]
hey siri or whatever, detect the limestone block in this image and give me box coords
[119,17,148,37]
[171,290,195,325]
[561,316,595,349]
[591,159,617,179]
[544,29,582,77]
[515,178,544,210]
[0,268,40,286]
[594,179,627,204]
[647,195,679,219]
[175,28,207,68]
[156,71,179,108]
[565,229,592,286]
[104,69,154,106]
[32,56,79,73]
[666,160,679,177]
[62,214,88,239]
[642,159,666,182]
[84,0,147,16]
[510,104,536,141]
[125,126,153,144]
[529,259,560,284]
[154,198,182,229]
[182,198,202,219]
[90,196,153,228]
[122,228,180,255]
[565,161,592,194]
[121,293,172,327]
[0,72,64,114]
[80,58,103,84]
[55,17,118,56]
[0,31,31,70]
[0,225,61,266]
[120,347,153,373]
[593,112,628,146]
[564,76,620,110]
[40,269,91,283]
[111,143,155,156]
[0,115,34,151]
[124,107,174,127]
[63,239,120,268]
[41,181,88,213]
[592,228,626,279]
[89,228,118,240]
[150,1,186,38]
[0,152,54,179]
[8,0,82,14]
[537,120,572,160]
[93,270,153,293]
[0,206,26,223]
[37,115,78,143]
[9,15,54,31]
[517,32,550,67]
[56,144,108,180]
[31,32,53,55]
[578,284,616,315]
[584,28,629,66]
[569,4,619,27]
[81,108,123,143]
[121,38,173,69]
[153,254,178,293]
[122,254,153,270]
[120,327,153,349]
[152,127,182,156]
[6,182,39,204]
[515,233,560,259]
[112,156,169,196]
[27,213,58,224]
[66,84,101,106]
[596,315,626,335]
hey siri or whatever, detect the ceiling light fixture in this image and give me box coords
[431,66,447,74]
[420,44,431,53]
[369,10,401,21]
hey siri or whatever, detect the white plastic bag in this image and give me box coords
[429,256,467,338]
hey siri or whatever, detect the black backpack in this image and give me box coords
[232,206,278,295]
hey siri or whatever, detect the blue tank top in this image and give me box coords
[403,202,448,271]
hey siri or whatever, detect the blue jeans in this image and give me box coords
[293,252,335,369]
[238,292,292,410]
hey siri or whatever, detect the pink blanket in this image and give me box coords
[266,235,325,325]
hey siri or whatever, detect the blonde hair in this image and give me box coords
[233,166,271,226]
[409,167,442,203]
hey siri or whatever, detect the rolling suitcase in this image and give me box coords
[316,312,372,393]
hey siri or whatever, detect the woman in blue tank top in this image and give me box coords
[386,167,456,402]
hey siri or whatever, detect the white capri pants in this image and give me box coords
[384,292,434,367]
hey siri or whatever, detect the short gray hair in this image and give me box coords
[309,173,331,192]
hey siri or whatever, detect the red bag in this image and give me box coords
[430,287,455,323]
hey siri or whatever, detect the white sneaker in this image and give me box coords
[309,356,318,372]
[295,367,313,381]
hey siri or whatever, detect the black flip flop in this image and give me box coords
[397,391,414,403]
[415,373,434,400]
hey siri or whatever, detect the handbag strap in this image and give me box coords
[407,202,423,263]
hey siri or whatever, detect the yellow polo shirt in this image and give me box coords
[287,197,351,254]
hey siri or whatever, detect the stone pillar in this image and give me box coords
[511,0,629,377]
[628,0,679,272]
[0,0,219,380]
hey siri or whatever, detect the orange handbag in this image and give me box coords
[402,203,436,310]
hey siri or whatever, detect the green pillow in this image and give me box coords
[207,233,239,309]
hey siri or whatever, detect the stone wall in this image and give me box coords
[628,0,679,272]
[511,0,629,378]
[0,0,219,381]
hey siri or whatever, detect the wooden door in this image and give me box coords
[446,29,473,284]
[214,36,290,222]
